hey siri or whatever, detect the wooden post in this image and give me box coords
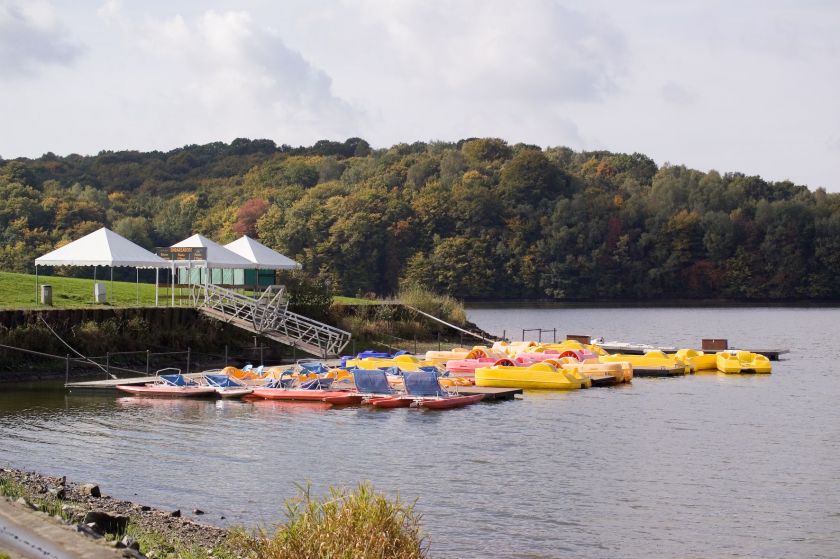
[553,328,557,343]
[65,354,70,384]
[186,347,191,375]
[522,329,525,342]
[146,350,150,375]
[259,344,264,366]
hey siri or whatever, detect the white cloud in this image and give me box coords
[0,0,83,77]
[285,0,624,149]
[0,1,838,190]
[660,82,696,105]
[134,9,362,144]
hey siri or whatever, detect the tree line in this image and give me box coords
[2,137,838,300]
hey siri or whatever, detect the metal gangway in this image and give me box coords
[197,283,351,358]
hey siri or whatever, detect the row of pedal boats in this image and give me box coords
[114,340,772,405]
[116,367,485,410]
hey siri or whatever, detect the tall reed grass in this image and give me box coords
[234,483,428,559]
[398,286,466,327]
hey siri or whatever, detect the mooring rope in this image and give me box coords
[37,316,116,379]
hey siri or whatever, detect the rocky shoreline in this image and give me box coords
[0,467,233,557]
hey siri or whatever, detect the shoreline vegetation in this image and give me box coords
[0,468,428,559]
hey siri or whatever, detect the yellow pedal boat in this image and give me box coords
[600,351,688,373]
[673,349,717,372]
[539,357,632,383]
[423,348,470,365]
[569,361,633,383]
[716,351,772,374]
[344,354,436,371]
[475,362,591,390]
[540,341,608,356]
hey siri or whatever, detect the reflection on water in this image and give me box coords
[1,307,840,558]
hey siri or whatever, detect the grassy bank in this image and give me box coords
[0,271,160,309]
[0,272,413,310]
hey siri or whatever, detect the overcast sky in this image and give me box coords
[1,0,838,190]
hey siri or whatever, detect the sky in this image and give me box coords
[1,0,838,191]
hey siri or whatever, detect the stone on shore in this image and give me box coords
[81,483,101,497]
[83,509,129,534]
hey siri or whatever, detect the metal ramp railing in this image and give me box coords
[198,283,351,358]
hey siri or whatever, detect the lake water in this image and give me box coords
[1,306,839,558]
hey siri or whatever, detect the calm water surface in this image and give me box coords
[2,307,839,558]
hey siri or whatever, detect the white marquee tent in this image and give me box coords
[224,235,301,270]
[34,227,170,305]
[171,234,254,268]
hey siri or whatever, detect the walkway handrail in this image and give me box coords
[199,283,351,357]
[402,304,495,343]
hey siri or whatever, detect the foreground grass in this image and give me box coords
[234,483,428,559]
[125,524,239,559]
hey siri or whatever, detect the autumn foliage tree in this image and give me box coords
[233,198,269,238]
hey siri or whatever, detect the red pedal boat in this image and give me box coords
[251,388,354,402]
[404,370,485,410]
[322,393,364,405]
[419,393,484,409]
[370,396,414,408]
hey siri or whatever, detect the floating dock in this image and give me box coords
[599,345,788,361]
[66,373,206,390]
[632,367,687,377]
[588,374,621,387]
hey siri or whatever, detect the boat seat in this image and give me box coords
[404,370,449,398]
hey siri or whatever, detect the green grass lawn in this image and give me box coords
[0,271,161,309]
[0,271,384,310]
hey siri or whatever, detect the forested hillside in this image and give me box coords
[2,137,839,300]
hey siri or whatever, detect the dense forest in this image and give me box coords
[1,137,838,300]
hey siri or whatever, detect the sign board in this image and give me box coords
[156,247,208,261]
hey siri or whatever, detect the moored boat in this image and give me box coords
[474,362,591,390]
[402,370,485,409]
[116,370,216,398]
[445,357,497,375]
[599,351,688,373]
[674,349,717,372]
[716,351,772,374]
[203,373,254,398]
[252,387,354,402]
